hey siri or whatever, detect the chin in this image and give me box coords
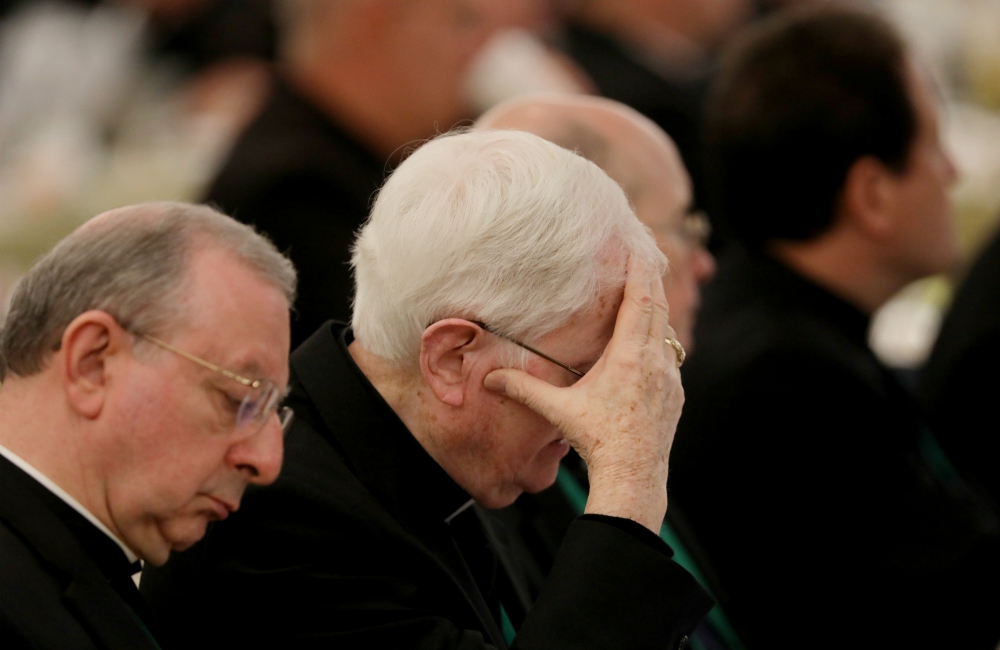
[521,439,570,494]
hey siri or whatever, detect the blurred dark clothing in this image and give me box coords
[0,0,276,71]
[205,77,387,347]
[670,245,1000,649]
[141,323,713,650]
[921,230,1000,509]
[148,0,276,72]
[559,23,710,214]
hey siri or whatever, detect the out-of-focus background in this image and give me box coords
[0,0,997,371]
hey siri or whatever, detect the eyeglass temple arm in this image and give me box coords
[470,321,585,378]
[140,334,259,388]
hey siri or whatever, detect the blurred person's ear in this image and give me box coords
[59,311,131,419]
[420,319,491,407]
[840,155,897,240]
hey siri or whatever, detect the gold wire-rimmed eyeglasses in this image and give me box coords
[471,321,585,378]
[139,334,293,434]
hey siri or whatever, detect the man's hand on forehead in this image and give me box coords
[483,255,683,531]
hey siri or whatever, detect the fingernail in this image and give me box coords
[484,372,507,393]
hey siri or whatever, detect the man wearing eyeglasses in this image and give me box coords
[474,95,748,649]
[0,201,296,649]
[142,130,713,649]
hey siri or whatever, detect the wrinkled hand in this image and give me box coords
[483,256,683,531]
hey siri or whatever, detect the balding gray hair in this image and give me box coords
[0,201,296,379]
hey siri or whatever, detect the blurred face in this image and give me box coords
[392,0,507,129]
[445,288,622,508]
[631,147,715,350]
[886,63,959,279]
[104,247,290,565]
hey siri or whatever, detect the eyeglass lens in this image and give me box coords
[236,381,282,433]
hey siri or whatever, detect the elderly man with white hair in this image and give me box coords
[142,129,713,649]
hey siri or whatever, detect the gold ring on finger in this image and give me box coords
[664,337,685,368]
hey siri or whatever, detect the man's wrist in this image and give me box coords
[583,478,668,533]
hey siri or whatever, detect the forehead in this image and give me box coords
[545,284,624,361]
[168,246,291,381]
[906,62,940,134]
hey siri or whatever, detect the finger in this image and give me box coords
[648,267,671,342]
[662,323,683,369]
[608,254,656,352]
[483,368,567,426]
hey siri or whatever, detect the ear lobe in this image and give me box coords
[842,156,895,239]
[60,311,127,419]
[419,320,489,407]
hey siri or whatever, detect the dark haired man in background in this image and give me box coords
[669,7,1000,648]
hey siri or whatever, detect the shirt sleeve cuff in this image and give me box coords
[577,513,674,557]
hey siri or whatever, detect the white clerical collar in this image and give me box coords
[0,442,139,564]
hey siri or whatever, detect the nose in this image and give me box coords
[228,414,284,486]
[693,246,717,284]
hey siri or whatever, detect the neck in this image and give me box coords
[0,374,106,520]
[347,340,444,455]
[769,229,908,315]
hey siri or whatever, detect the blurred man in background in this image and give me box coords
[0,202,295,649]
[206,0,507,347]
[670,7,1000,648]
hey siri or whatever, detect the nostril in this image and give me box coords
[237,463,260,478]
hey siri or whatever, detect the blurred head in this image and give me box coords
[351,130,665,506]
[576,0,753,53]
[0,202,296,564]
[707,6,958,278]
[477,93,715,349]
[278,0,506,149]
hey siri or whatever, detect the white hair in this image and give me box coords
[351,129,667,367]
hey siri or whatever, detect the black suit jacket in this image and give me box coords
[205,77,387,348]
[670,246,1000,649]
[141,322,713,650]
[0,455,161,650]
[920,230,1000,507]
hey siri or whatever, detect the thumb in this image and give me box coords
[484,368,566,426]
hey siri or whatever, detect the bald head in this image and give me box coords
[478,94,691,212]
[476,93,714,349]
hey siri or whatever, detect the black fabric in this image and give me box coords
[670,245,1000,649]
[148,0,276,72]
[559,23,710,217]
[489,450,741,648]
[141,322,714,650]
[204,77,388,348]
[921,230,1000,509]
[0,454,162,650]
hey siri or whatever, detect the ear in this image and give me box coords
[840,156,897,240]
[59,311,130,419]
[419,319,491,407]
